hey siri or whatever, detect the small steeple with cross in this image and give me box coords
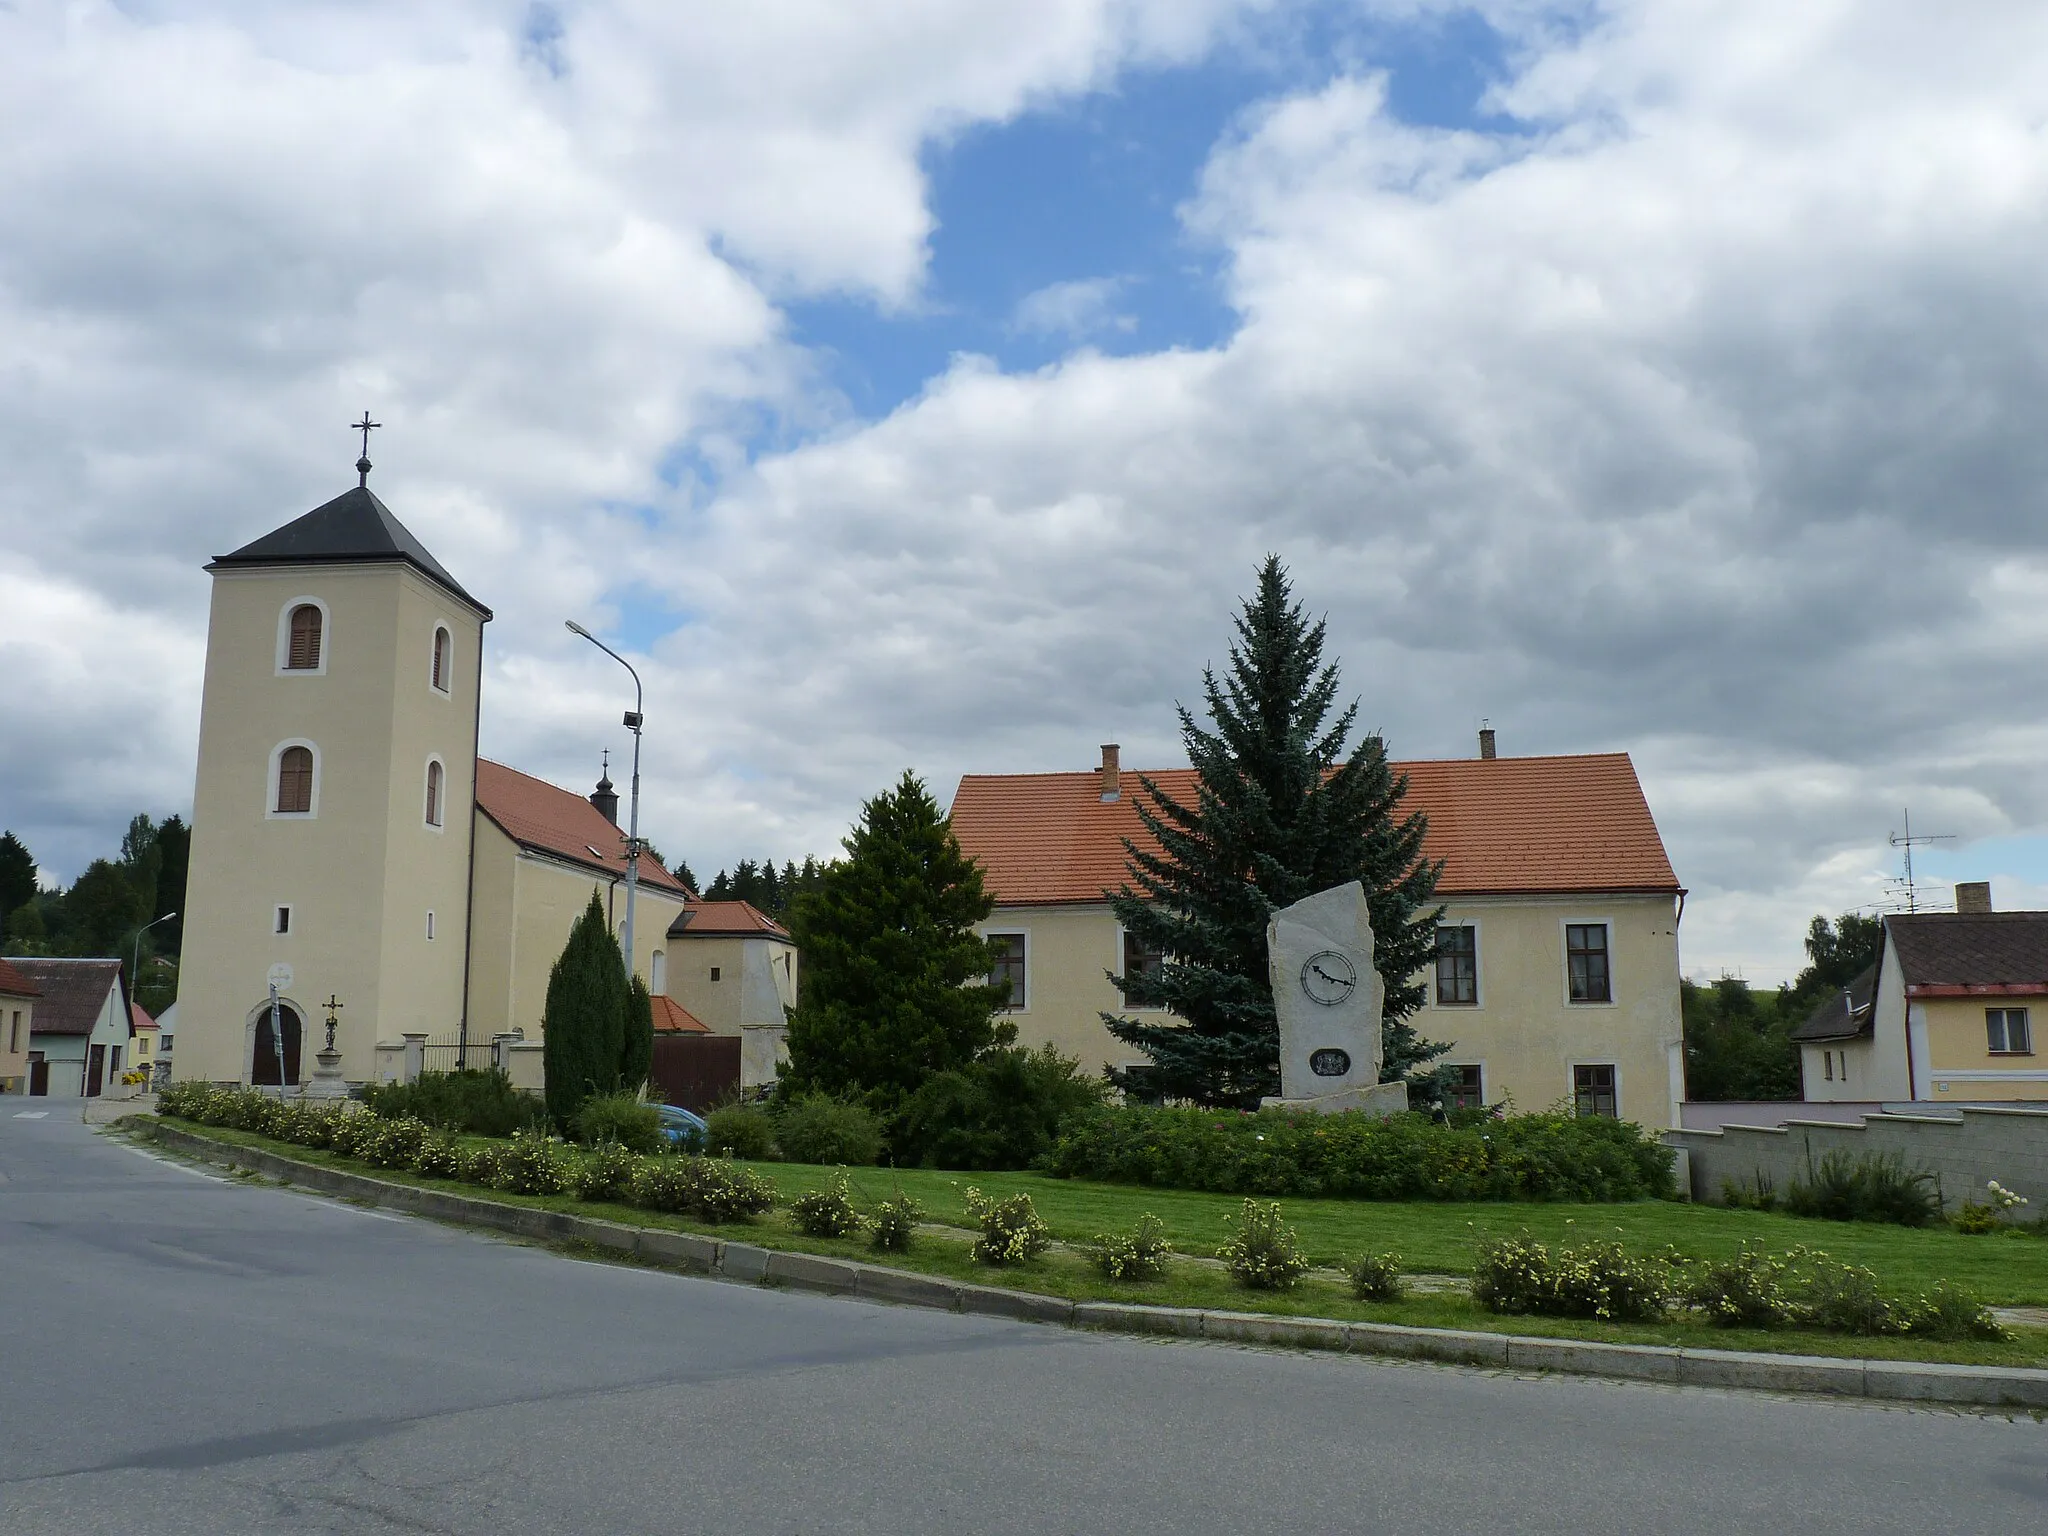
[353,412,381,487]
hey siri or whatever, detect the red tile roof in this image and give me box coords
[0,958,39,998]
[131,1002,158,1032]
[475,759,691,895]
[665,901,791,940]
[949,753,1680,907]
[651,995,710,1034]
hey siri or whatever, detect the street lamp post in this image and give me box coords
[565,621,643,980]
[130,911,177,1015]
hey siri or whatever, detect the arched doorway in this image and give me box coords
[251,1003,304,1086]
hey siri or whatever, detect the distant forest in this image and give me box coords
[3,816,189,1016]
[1682,912,1883,1101]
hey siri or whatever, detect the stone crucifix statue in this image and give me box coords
[1261,881,1409,1116]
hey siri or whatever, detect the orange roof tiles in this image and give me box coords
[475,759,691,895]
[651,994,711,1034]
[131,1002,158,1032]
[949,753,1680,907]
[0,957,39,998]
[666,901,792,940]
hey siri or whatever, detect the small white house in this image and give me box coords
[6,958,131,1098]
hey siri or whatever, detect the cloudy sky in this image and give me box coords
[4,0,2046,984]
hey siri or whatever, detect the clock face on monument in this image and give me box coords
[1299,949,1358,1007]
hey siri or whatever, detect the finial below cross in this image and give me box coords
[352,411,381,487]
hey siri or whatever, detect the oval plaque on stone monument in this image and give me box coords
[1309,1048,1351,1077]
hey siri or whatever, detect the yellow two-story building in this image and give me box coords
[1794,886,2047,1104]
[950,738,1687,1126]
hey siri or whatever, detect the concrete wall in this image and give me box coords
[176,562,483,1084]
[665,935,797,1034]
[984,891,1685,1125]
[1680,1100,1885,1131]
[1667,1106,2048,1213]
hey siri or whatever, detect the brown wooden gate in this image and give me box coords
[27,1053,47,1096]
[86,1044,106,1098]
[648,1035,741,1113]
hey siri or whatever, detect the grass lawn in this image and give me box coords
[743,1160,2048,1306]
[135,1117,2048,1369]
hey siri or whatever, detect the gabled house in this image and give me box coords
[1796,886,2048,1104]
[950,736,1687,1125]
[0,958,37,1094]
[664,901,798,1087]
[129,1003,162,1086]
[4,958,130,1097]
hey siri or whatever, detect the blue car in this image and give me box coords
[655,1102,708,1151]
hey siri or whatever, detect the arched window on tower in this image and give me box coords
[286,604,323,670]
[425,759,444,828]
[276,747,314,814]
[431,626,451,692]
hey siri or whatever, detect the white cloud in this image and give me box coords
[7,1,2048,990]
[1011,277,1137,339]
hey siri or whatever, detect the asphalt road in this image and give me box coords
[2,1110,2044,1536]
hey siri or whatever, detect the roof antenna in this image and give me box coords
[352,411,381,487]
[1884,807,1955,913]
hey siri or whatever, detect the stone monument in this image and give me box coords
[1262,882,1408,1116]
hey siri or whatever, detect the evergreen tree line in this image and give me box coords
[2,817,189,1014]
[698,856,825,918]
[1682,913,1884,1101]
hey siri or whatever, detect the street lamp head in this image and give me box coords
[565,619,592,639]
[623,710,643,731]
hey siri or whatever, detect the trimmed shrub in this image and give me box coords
[629,1157,776,1223]
[704,1104,776,1161]
[870,1192,924,1253]
[1092,1214,1171,1282]
[570,1091,663,1154]
[790,1173,866,1237]
[963,1187,1052,1265]
[364,1068,543,1137]
[493,1130,573,1195]
[1472,1232,1669,1322]
[773,1096,884,1167]
[1349,1252,1405,1302]
[1784,1150,1940,1227]
[573,1141,642,1203]
[1046,1106,1673,1202]
[891,1045,1109,1170]
[1219,1200,1311,1291]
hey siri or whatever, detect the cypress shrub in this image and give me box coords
[621,971,654,1094]
[543,892,631,1129]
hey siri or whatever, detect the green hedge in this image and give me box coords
[1044,1106,1675,1202]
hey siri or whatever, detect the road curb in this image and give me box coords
[134,1120,2048,1409]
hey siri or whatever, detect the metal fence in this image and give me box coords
[419,1031,523,1075]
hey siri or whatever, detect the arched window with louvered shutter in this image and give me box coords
[431,626,451,692]
[286,605,323,670]
[275,746,314,814]
[424,759,444,828]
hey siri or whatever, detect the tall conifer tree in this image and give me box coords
[1106,557,1449,1107]
[621,971,654,1094]
[542,892,630,1126]
[781,772,1008,1109]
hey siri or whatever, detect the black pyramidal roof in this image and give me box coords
[209,485,490,616]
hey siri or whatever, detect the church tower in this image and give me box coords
[175,438,491,1086]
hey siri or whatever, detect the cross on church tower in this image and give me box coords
[353,412,381,487]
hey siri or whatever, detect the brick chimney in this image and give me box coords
[1955,881,1993,915]
[1099,744,1122,803]
[1478,724,1497,760]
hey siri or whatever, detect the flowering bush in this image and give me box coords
[869,1192,924,1253]
[1954,1179,2031,1234]
[1092,1214,1172,1282]
[493,1129,573,1195]
[1219,1200,1311,1291]
[1046,1106,1672,1202]
[790,1173,866,1238]
[629,1156,775,1222]
[1684,1243,1794,1328]
[572,1141,642,1202]
[412,1129,468,1180]
[1349,1252,1405,1302]
[356,1116,430,1170]
[963,1187,1052,1265]
[1472,1232,1670,1322]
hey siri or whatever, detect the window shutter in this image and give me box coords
[287,606,322,670]
[432,628,448,690]
[277,747,313,813]
[426,761,442,826]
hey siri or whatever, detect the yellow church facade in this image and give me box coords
[174,468,697,1088]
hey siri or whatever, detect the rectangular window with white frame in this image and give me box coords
[1566,922,1613,1004]
[1435,924,1478,1006]
[987,933,1027,1011]
[1987,1007,2033,1055]
[1120,927,1166,1006]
